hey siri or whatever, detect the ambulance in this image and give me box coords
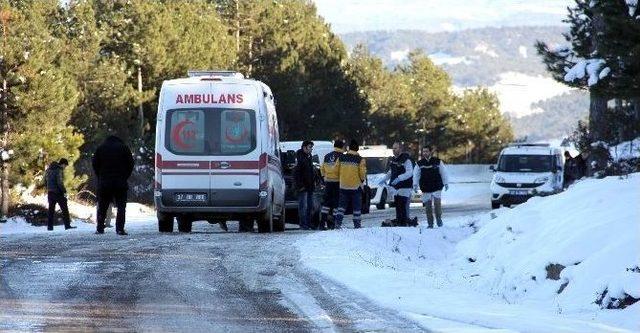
[154,71,285,233]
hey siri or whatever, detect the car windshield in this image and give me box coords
[365,157,389,174]
[498,154,553,172]
[165,108,256,156]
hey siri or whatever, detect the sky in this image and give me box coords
[312,0,571,34]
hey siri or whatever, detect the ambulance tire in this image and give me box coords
[257,203,274,233]
[177,216,193,233]
[158,212,174,233]
[273,204,285,232]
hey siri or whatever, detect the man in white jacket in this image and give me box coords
[379,142,414,226]
[413,146,449,228]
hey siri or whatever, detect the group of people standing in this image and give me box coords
[294,139,449,230]
[295,139,367,230]
[45,135,134,235]
[382,142,449,228]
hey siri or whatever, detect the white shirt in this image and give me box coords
[412,157,449,192]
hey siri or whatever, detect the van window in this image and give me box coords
[365,157,389,174]
[166,108,256,156]
[498,155,553,172]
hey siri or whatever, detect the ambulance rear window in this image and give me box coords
[166,108,256,156]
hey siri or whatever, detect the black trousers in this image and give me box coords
[96,187,128,232]
[394,195,409,226]
[47,192,71,229]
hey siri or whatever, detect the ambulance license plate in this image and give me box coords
[175,193,207,202]
[509,190,529,196]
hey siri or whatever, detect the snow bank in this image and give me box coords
[457,174,640,314]
[610,137,640,162]
[447,164,494,183]
[298,174,640,332]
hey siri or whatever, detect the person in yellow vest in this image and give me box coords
[319,139,345,230]
[334,139,367,229]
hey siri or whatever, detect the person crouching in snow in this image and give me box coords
[413,146,449,228]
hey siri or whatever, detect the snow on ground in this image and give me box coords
[1,197,155,236]
[453,72,576,118]
[298,174,640,332]
[610,137,640,162]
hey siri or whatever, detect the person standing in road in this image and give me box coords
[45,158,76,231]
[380,142,414,226]
[413,146,449,228]
[319,139,344,230]
[92,135,134,235]
[295,140,315,230]
[334,139,367,229]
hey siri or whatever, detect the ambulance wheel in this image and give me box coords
[158,212,174,233]
[376,190,387,210]
[177,216,193,233]
[258,204,274,233]
[273,204,285,232]
[491,201,501,209]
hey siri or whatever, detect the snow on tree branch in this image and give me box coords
[564,58,609,86]
[627,0,638,17]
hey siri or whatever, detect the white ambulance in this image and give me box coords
[154,71,285,233]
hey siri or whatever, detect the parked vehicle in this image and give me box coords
[360,146,393,209]
[154,70,286,233]
[490,143,564,209]
[280,140,371,225]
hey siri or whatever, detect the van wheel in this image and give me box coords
[273,204,285,232]
[257,205,273,233]
[177,216,193,233]
[376,190,387,210]
[158,212,174,232]
[491,201,500,209]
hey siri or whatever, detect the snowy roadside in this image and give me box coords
[297,174,640,332]
[0,196,156,236]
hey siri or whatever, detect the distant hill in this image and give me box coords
[341,26,567,87]
[340,26,588,140]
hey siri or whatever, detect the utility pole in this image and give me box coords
[0,9,12,217]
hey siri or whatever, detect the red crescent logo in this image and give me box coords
[172,120,195,149]
[225,127,249,144]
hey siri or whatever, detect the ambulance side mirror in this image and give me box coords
[489,165,496,172]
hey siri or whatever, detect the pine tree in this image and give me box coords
[536,0,640,142]
[0,0,85,205]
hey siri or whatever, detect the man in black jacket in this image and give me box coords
[92,136,134,235]
[45,158,76,231]
[294,141,315,230]
[412,146,449,228]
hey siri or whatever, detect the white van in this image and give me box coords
[360,145,393,209]
[490,143,564,209]
[154,71,285,233]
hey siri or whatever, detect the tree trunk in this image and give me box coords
[137,66,144,138]
[588,93,608,141]
[1,163,8,216]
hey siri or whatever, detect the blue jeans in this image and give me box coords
[334,189,362,229]
[298,190,314,229]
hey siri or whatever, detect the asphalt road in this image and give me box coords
[1,203,488,332]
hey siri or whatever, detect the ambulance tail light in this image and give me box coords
[154,153,162,191]
[259,153,268,191]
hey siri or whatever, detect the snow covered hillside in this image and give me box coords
[297,174,640,332]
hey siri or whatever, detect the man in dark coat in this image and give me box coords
[92,135,134,235]
[45,158,76,231]
[294,141,315,230]
[563,151,576,188]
